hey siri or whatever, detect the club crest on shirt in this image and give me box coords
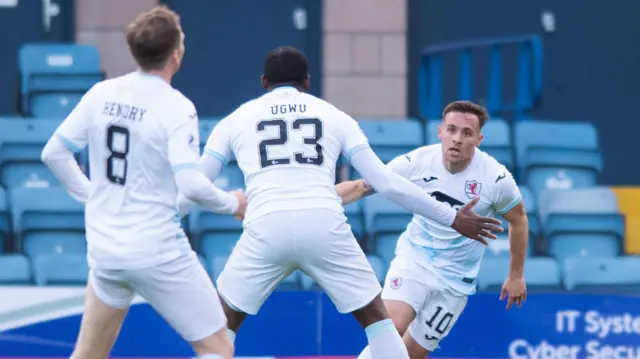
[465,180,482,199]
[389,277,402,289]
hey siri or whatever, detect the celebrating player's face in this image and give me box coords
[438,111,483,165]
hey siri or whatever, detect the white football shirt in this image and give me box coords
[53,72,201,270]
[205,86,368,223]
[389,144,521,295]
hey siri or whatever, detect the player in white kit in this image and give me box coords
[336,101,529,359]
[178,48,504,359]
[40,7,242,359]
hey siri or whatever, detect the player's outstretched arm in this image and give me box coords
[175,153,226,218]
[335,149,413,205]
[499,200,529,309]
[335,179,373,205]
[350,148,456,224]
[168,135,242,217]
[40,86,96,204]
[174,168,244,217]
[167,113,245,218]
[503,201,528,279]
[350,148,503,243]
[41,136,91,203]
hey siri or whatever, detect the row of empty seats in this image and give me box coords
[200,118,601,200]
[2,251,639,291]
[0,185,625,267]
[0,117,600,200]
[10,42,601,200]
[19,44,103,117]
[356,118,601,200]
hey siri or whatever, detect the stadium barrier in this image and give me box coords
[418,34,543,120]
[0,287,638,358]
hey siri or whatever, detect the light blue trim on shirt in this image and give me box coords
[271,85,297,92]
[135,70,165,82]
[345,144,370,162]
[204,148,230,165]
[56,134,81,153]
[497,195,522,215]
[172,163,199,172]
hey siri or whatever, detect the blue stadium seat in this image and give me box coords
[198,118,222,154]
[208,255,229,280]
[197,254,207,269]
[364,196,411,264]
[344,202,365,242]
[477,257,561,290]
[563,257,640,291]
[32,253,88,286]
[367,255,387,284]
[520,186,541,238]
[19,44,103,117]
[0,254,31,284]
[539,187,623,262]
[350,119,423,179]
[486,186,538,258]
[190,207,242,260]
[514,121,602,198]
[426,118,514,172]
[10,187,85,255]
[199,233,241,262]
[0,187,8,251]
[0,118,63,189]
[300,271,316,290]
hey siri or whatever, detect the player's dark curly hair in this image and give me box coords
[263,46,309,87]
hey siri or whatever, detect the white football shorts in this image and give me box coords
[382,255,468,351]
[217,208,381,315]
[89,250,226,342]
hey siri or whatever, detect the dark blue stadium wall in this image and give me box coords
[0,0,75,116]
[408,0,640,185]
[160,0,322,117]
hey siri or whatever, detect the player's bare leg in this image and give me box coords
[403,332,432,359]
[385,300,416,335]
[70,283,128,359]
[189,327,234,359]
[351,295,410,359]
[220,298,247,344]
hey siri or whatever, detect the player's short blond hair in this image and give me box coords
[442,101,489,128]
[126,5,182,71]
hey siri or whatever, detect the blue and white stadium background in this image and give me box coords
[0,1,639,358]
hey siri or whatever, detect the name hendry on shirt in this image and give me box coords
[102,101,147,122]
